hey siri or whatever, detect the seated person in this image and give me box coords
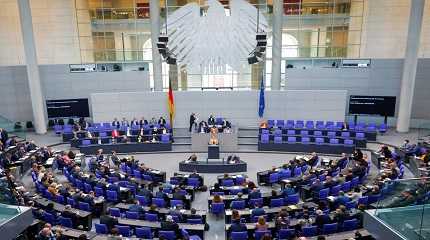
[187,154,197,162]
[335,191,351,206]
[129,199,145,219]
[282,184,296,197]
[100,213,119,232]
[251,202,265,216]
[324,176,338,189]
[275,210,290,230]
[308,152,319,167]
[172,187,186,201]
[169,204,185,223]
[255,216,269,231]
[161,215,180,238]
[61,205,77,227]
[310,179,324,194]
[187,208,202,222]
[314,209,331,230]
[332,206,350,225]
[229,217,247,232]
[248,188,262,200]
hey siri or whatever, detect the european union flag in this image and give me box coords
[258,77,265,118]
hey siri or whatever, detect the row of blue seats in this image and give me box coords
[260,135,356,146]
[95,224,199,240]
[261,129,366,139]
[266,120,387,133]
[230,219,359,240]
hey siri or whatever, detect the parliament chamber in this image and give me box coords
[2,0,430,240]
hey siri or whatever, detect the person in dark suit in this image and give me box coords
[187,208,202,222]
[137,184,152,200]
[155,187,169,202]
[139,117,148,126]
[248,188,262,200]
[310,179,324,193]
[314,210,331,229]
[172,188,186,201]
[129,199,145,219]
[161,215,180,237]
[61,205,77,227]
[121,117,129,127]
[158,117,167,126]
[208,115,215,126]
[112,118,120,129]
[308,152,319,168]
[189,113,196,132]
[99,213,118,232]
[229,218,247,232]
[323,176,338,189]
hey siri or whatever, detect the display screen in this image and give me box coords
[349,95,396,117]
[46,98,90,118]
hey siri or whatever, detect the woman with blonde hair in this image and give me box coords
[255,216,268,231]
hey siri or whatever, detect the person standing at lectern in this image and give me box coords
[189,113,196,132]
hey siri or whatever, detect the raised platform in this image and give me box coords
[258,142,355,154]
[191,131,238,152]
[179,159,247,173]
[78,142,172,154]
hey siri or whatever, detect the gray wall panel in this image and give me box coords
[0,59,429,128]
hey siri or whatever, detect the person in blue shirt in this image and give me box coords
[335,191,351,207]
[251,202,266,217]
[282,184,296,197]
[129,199,145,219]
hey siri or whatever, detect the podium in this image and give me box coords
[208,145,220,159]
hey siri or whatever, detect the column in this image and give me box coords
[150,0,163,91]
[17,0,47,134]
[396,0,425,133]
[271,0,283,90]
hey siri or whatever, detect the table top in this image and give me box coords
[34,197,92,218]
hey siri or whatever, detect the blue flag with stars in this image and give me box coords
[258,77,265,118]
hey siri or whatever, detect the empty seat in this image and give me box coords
[286,120,295,128]
[287,137,296,143]
[274,136,282,144]
[322,223,338,234]
[301,137,310,144]
[287,130,295,135]
[327,131,336,138]
[276,120,285,128]
[356,132,365,139]
[260,134,269,143]
[341,132,350,138]
[267,120,275,128]
[300,130,309,136]
[314,131,322,136]
[344,139,354,146]
[274,129,282,136]
[329,138,339,145]
[315,137,325,145]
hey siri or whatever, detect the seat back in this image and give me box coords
[231,231,248,240]
[152,198,166,208]
[109,207,121,217]
[59,217,73,228]
[323,223,338,234]
[126,211,139,219]
[159,231,176,240]
[116,225,131,237]
[278,229,295,239]
[270,198,283,207]
[302,225,317,237]
[135,227,152,239]
[285,193,299,205]
[211,202,225,214]
[343,219,358,231]
[231,200,246,210]
[145,213,158,221]
[287,137,296,143]
[95,223,109,234]
[78,201,90,211]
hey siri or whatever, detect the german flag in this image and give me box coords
[167,78,175,128]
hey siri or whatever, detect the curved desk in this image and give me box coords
[78,142,172,154]
[179,160,247,173]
